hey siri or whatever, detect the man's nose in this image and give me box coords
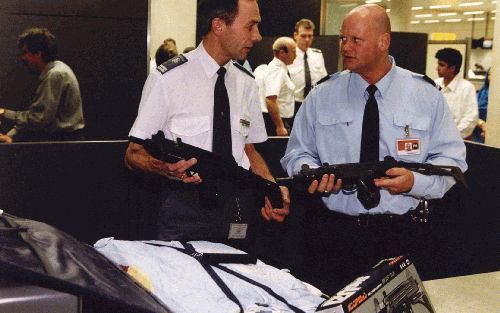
[253,28,262,43]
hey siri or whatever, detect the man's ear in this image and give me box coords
[33,50,43,60]
[212,18,225,34]
[378,32,390,51]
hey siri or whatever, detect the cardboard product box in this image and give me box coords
[316,256,435,313]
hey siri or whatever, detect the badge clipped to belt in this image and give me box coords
[396,125,421,156]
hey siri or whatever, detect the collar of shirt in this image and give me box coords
[270,57,287,69]
[295,46,311,59]
[443,75,460,92]
[352,55,397,101]
[195,42,231,80]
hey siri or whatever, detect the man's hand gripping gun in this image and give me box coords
[276,156,466,208]
[144,131,284,208]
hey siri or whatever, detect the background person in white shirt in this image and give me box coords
[288,19,327,118]
[258,37,296,136]
[434,48,478,139]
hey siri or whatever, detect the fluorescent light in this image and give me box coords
[339,3,357,8]
[459,2,484,7]
[410,20,421,24]
[491,10,497,13]
[365,0,382,3]
[467,17,486,21]
[492,1,498,4]
[411,6,423,10]
[463,11,485,14]
[416,14,433,18]
[386,9,391,12]
[438,12,458,16]
[492,16,497,20]
[430,5,451,9]
[424,19,440,23]
[445,18,463,22]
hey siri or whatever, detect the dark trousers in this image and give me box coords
[262,113,292,136]
[157,179,261,253]
[288,196,448,296]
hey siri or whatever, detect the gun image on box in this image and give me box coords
[380,277,434,313]
[276,156,466,209]
[143,131,284,209]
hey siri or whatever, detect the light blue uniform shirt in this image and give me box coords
[281,57,467,216]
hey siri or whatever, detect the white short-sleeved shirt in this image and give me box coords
[434,76,479,138]
[129,43,267,169]
[261,58,295,118]
[288,47,327,102]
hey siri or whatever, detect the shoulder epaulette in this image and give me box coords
[413,73,441,90]
[315,72,340,86]
[157,54,188,74]
[311,48,322,53]
[422,75,438,87]
[232,60,255,79]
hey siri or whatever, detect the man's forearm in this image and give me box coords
[245,143,274,181]
[265,97,284,130]
[125,142,160,174]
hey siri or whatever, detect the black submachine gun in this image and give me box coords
[276,156,466,209]
[144,131,283,208]
[381,277,434,313]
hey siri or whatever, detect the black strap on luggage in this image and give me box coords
[179,242,244,313]
[213,264,305,313]
[144,241,305,313]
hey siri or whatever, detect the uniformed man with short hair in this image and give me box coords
[281,4,467,294]
[125,0,290,247]
[258,37,296,136]
[288,18,327,118]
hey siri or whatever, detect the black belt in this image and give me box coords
[323,200,430,227]
[327,210,417,227]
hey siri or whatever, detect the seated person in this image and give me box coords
[0,28,85,143]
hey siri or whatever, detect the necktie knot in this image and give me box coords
[366,84,377,97]
[217,67,226,77]
[304,52,308,60]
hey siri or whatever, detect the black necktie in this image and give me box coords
[213,67,232,157]
[303,52,311,98]
[360,84,379,162]
[199,67,232,209]
[358,84,380,209]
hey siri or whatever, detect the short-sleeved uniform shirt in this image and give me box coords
[260,58,295,118]
[281,57,467,216]
[288,47,327,102]
[129,43,267,170]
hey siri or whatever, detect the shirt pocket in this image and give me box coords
[169,116,211,147]
[316,109,354,161]
[318,109,353,126]
[393,111,430,132]
[393,111,431,161]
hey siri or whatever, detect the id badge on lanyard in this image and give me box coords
[396,125,421,156]
[228,197,248,239]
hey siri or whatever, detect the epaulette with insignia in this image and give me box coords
[422,75,436,87]
[311,48,322,53]
[414,74,441,90]
[232,60,255,78]
[156,54,188,74]
[315,72,340,87]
